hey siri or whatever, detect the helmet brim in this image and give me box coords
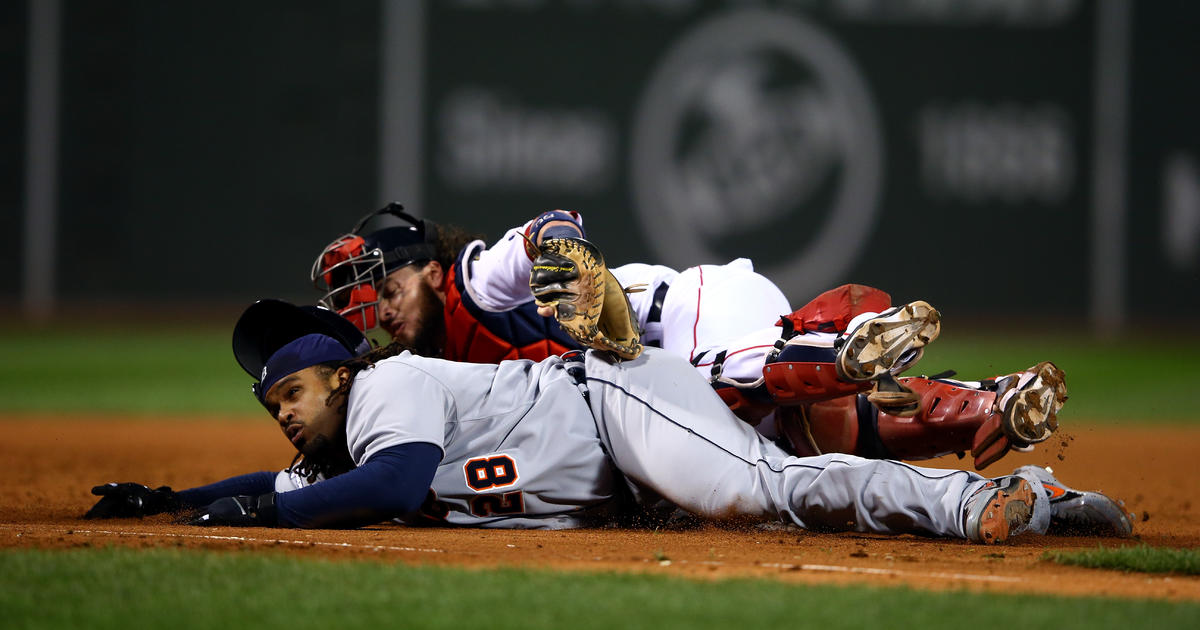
[232,298,369,380]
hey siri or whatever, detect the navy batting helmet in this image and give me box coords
[232,298,371,400]
[310,203,440,335]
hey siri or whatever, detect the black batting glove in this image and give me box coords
[84,482,182,519]
[185,493,278,527]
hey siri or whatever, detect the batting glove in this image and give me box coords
[84,482,182,519]
[186,493,278,527]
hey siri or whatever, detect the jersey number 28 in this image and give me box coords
[464,455,524,517]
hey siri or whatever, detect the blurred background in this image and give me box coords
[4,0,1199,329]
[1,1,1199,417]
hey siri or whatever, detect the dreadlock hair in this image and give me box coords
[284,341,418,484]
[328,340,416,400]
[428,223,486,273]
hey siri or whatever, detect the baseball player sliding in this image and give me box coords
[308,204,1063,470]
[84,298,1132,543]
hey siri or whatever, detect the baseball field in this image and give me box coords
[2,323,1198,627]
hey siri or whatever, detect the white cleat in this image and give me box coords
[995,362,1067,445]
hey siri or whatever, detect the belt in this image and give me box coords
[646,281,670,323]
[643,282,670,348]
[562,349,590,403]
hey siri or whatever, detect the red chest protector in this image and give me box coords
[441,264,580,363]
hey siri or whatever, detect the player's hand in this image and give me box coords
[184,493,277,527]
[83,482,182,519]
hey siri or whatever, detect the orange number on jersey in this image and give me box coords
[469,491,525,517]
[463,454,519,491]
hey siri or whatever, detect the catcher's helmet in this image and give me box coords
[310,203,439,336]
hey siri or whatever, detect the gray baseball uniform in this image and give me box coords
[339,346,994,536]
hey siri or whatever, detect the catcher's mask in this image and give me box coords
[232,298,371,406]
[311,203,439,342]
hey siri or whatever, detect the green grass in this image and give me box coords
[1,548,1197,630]
[0,326,261,416]
[914,332,1198,423]
[1045,545,1200,575]
[0,325,1196,422]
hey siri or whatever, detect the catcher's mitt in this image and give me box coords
[529,237,643,360]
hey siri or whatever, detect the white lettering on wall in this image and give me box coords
[437,88,616,193]
[919,102,1075,204]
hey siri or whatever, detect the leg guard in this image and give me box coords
[877,363,1065,469]
[774,383,1007,467]
[763,359,868,405]
[774,395,877,458]
[760,299,939,407]
[874,377,1000,464]
[774,365,1065,470]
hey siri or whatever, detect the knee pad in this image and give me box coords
[763,350,868,405]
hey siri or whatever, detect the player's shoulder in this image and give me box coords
[356,352,474,387]
[363,351,430,375]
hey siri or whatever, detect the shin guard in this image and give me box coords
[874,378,999,465]
[774,378,1038,470]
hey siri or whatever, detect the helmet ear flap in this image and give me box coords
[311,234,385,333]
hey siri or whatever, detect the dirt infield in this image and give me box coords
[2,417,1197,602]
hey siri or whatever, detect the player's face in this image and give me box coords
[262,366,349,457]
[377,262,446,354]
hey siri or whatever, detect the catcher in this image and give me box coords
[309,204,1062,471]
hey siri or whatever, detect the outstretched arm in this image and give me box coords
[177,471,276,506]
[273,442,441,528]
[185,442,442,529]
[83,471,276,519]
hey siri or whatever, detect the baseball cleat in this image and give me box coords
[835,300,941,382]
[1016,465,1134,537]
[995,362,1066,445]
[964,476,1035,544]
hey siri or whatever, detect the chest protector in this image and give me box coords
[442,261,581,363]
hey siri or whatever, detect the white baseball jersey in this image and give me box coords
[332,347,1000,535]
[470,218,840,387]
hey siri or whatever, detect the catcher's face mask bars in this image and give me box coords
[312,234,387,337]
